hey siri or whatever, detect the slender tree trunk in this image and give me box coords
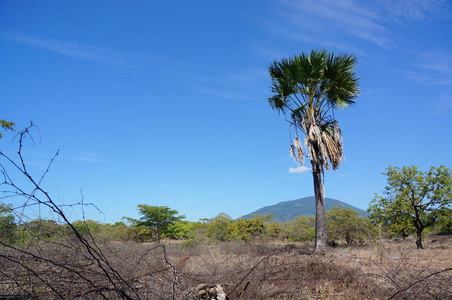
[312,160,327,255]
[413,209,424,249]
[416,229,424,249]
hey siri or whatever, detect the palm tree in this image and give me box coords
[268,49,360,255]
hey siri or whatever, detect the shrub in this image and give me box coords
[327,206,375,245]
[282,216,315,242]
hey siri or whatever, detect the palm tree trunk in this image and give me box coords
[312,160,327,255]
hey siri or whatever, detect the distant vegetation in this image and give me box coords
[3,204,450,248]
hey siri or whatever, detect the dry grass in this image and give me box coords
[325,235,452,300]
[174,237,452,299]
[0,236,451,299]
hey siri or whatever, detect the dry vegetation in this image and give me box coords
[1,235,451,299]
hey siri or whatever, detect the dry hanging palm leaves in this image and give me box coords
[289,144,296,162]
[325,123,344,170]
[293,136,302,149]
[307,125,330,170]
[293,136,305,165]
[333,122,342,144]
[322,131,340,170]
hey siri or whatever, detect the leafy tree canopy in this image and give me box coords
[282,216,315,242]
[229,218,266,241]
[125,205,185,241]
[207,215,232,241]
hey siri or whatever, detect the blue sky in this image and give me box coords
[1,0,451,223]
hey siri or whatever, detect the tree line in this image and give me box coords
[2,199,450,248]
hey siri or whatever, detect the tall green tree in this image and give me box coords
[124,205,185,242]
[268,49,360,254]
[368,166,452,249]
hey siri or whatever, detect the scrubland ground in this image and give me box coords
[0,235,451,299]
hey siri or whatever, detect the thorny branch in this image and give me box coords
[388,267,452,300]
[228,256,268,297]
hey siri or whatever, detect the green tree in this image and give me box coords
[326,207,375,246]
[125,205,185,242]
[251,213,275,224]
[282,216,315,242]
[16,219,61,243]
[251,214,282,238]
[228,218,266,241]
[368,166,452,249]
[268,49,360,254]
[115,224,150,242]
[437,212,452,234]
[0,119,15,138]
[207,215,233,241]
[166,220,200,240]
[102,221,131,241]
[0,204,16,243]
[72,219,102,236]
[266,221,283,239]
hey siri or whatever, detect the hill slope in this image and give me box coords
[240,196,369,222]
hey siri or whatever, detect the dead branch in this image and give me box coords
[388,267,452,300]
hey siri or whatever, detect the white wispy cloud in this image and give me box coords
[432,94,452,115]
[225,68,269,83]
[271,0,447,49]
[1,31,138,67]
[374,0,448,24]
[416,50,452,74]
[289,166,310,173]
[403,49,452,115]
[277,0,394,48]
[24,160,50,169]
[77,152,105,163]
[405,71,452,87]
[188,68,267,102]
[252,45,288,62]
[192,85,254,101]
[284,32,367,57]
[405,49,452,87]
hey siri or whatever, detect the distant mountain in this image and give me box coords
[240,196,369,222]
[214,212,232,220]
